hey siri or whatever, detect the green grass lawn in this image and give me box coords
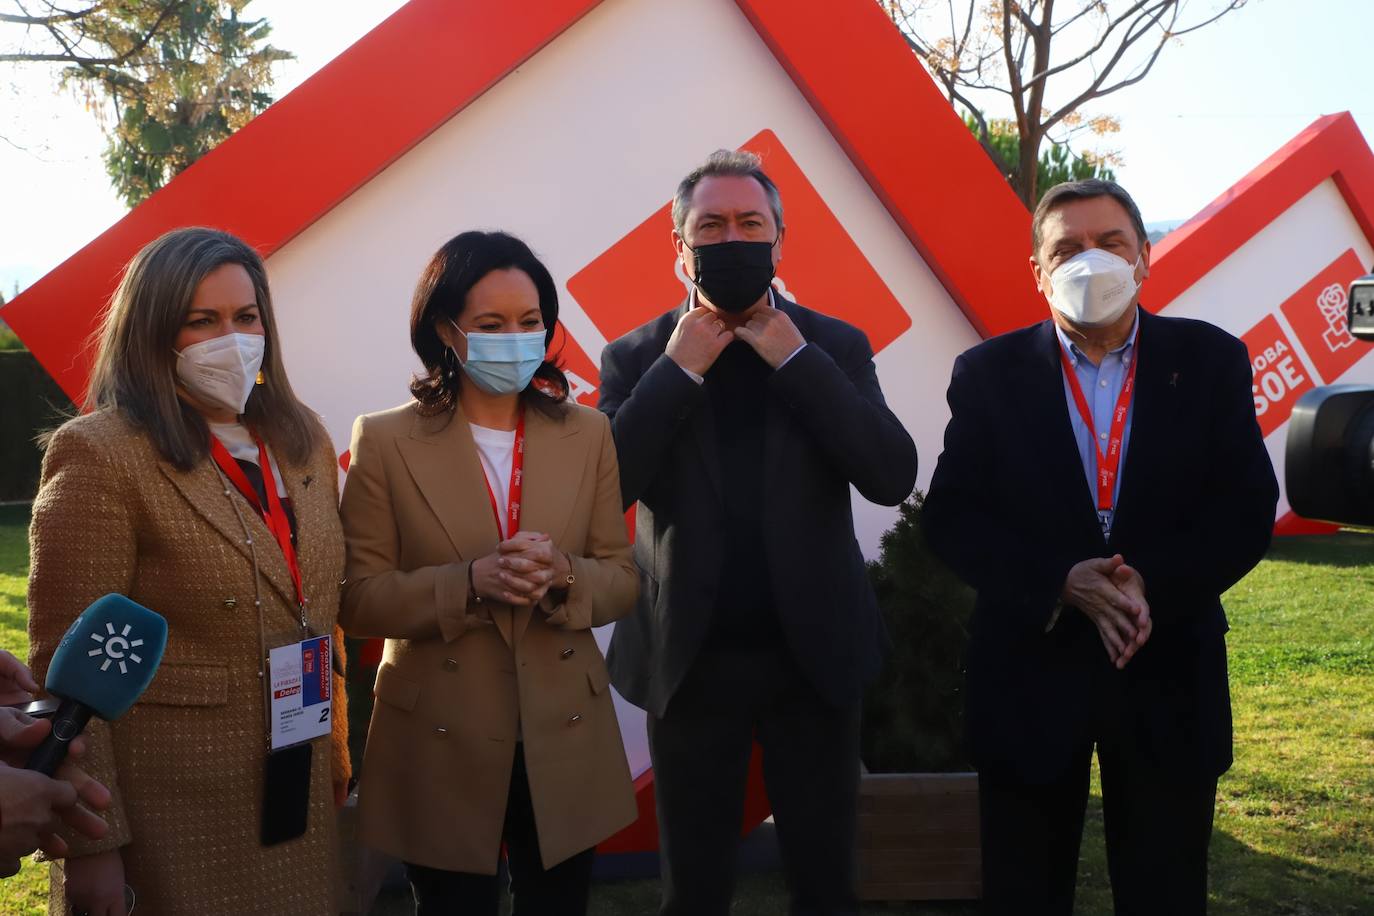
[2,504,1370,914]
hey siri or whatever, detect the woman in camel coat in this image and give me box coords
[27,228,349,915]
[340,230,637,915]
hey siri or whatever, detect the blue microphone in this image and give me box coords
[26,594,169,776]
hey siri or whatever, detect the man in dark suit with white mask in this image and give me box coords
[924,179,1278,915]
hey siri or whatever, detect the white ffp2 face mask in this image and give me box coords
[174,332,265,416]
[1047,248,1141,327]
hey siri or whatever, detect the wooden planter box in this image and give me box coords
[856,772,981,901]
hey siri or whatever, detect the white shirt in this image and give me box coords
[470,423,517,538]
[209,421,287,498]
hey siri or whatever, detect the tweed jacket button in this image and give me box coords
[567,714,582,727]
[434,727,449,737]
[443,658,459,671]
[559,648,575,660]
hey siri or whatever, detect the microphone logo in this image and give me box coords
[87,621,147,675]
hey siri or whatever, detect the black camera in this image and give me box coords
[1285,273,1374,526]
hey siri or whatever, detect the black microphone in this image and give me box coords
[26,594,168,775]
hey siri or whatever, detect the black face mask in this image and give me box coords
[684,239,777,313]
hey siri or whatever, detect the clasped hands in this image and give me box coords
[1061,555,1153,669]
[666,301,805,376]
[470,531,572,608]
[0,650,111,877]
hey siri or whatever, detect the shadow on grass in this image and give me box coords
[1265,532,1374,569]
[1207,827,1374,915]
[1072,793,1374,915]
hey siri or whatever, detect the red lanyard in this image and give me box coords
[481,409,526,540]
[210,433,306,611]
[1059,339,1138,515]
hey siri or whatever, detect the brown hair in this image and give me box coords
[1031,179,1148,263]
[672,148,785,235]
[408,230,569,420]
[83,227,326,470]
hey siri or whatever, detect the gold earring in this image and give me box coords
[255,370,265,386]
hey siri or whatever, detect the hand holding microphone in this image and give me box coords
[0,645,113,877]
[7,595,166,910]
[27,595,168,776]
[0,706,111,874]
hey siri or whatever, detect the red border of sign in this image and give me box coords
[0,0,1044,397]
[1148,113,1374,307]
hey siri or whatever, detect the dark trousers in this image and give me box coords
[405,745,595,916]
[979,737,1218,916]
[649,645,861,916]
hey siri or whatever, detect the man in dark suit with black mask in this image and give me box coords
[923,179,1278,915]
[597,149,917,916]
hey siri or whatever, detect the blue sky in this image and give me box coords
[1,0,1370,299]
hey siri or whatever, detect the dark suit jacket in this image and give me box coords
[598,296,918,716]
[923,308,1278,784]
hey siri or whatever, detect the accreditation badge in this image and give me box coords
[268,634,332,751]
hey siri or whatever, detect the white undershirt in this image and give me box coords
[470,423,517,538]
[209,421,287,497]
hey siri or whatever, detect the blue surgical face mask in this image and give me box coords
[449,320,546,395]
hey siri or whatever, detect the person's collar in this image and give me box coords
[1055,308,1140,367]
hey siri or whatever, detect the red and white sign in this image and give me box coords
[1281,249,1369,384]
[1150,116,1374,534]
[1241,316,1313,438]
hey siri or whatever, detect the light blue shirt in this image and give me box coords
[1055,312,1140,538]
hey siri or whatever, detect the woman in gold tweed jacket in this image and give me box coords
[341,231,638,915]
[27,227,349,915]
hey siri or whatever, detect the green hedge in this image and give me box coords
[861,493,976,773]
[0,350,74,502]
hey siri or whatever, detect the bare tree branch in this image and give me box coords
[2,0,188,68]
[1165,0,1245,39]
[1026,0,1158,90]
[1049,0,1111,38]
[0,8,96,26]
[882,0,1244,204]
[1042,1,1177,132]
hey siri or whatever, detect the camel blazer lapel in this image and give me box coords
[396,408,509,643]
[159,457,301,619]
[393,405,588,648]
